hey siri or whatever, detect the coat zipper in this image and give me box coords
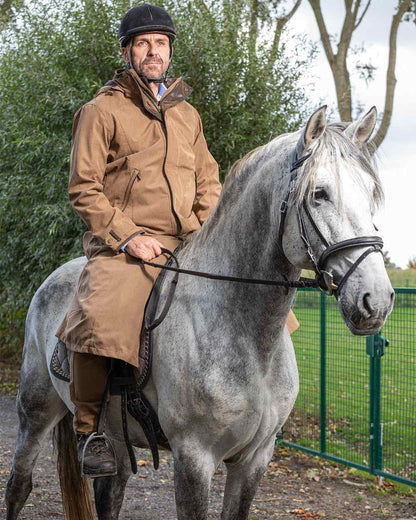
[121,171,140,211]
[160,111,182,234]
[135,75,182,233]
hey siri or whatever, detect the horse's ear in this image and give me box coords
[304,105,327,146]
[345,106,377,146]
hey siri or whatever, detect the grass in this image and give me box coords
[285,288,416,485]
[302,267,416,288]
[386,268,416,288]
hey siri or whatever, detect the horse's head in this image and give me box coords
[282,106,394,335]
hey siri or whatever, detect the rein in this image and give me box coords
[140,249,319,289]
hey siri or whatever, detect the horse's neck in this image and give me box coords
[182,172,300,344]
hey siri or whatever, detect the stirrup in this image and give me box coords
[80,432,118,478]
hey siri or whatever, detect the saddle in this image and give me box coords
[50,243,183,472]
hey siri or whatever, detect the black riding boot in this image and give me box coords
[77,433,117,478]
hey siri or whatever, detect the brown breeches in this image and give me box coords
[70,351,110,433]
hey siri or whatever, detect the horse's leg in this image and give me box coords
[173,446,216,520]
[93,440,132,520]
[6,368,66,520]
[220,438,275,520]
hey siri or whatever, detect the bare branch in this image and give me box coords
[282,0,303,23]
[371,0,412,148]
[354,0,372,29]
[338,1,359,61]
[269,0,302,59]
[308,0,335,65]
[248,0,259,61]
[344,0,354,12]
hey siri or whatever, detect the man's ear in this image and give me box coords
[121,47,129,65]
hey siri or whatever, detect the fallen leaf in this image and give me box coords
[291,507,324,519]
[137,460,148,467]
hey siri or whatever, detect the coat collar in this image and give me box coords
[96,68,193,120]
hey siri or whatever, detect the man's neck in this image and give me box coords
[150,82,159,97]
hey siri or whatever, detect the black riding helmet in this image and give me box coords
[119,4,176,51]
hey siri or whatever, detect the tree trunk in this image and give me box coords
[371,0,412,148]
[308,0,411,148]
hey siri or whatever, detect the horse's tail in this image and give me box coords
[53,412,95,520]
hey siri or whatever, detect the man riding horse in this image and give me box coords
[56,3,298,478]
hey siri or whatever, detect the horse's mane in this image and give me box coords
[291,122,383,209]
[225,122,383,208]
[188,122,384,246]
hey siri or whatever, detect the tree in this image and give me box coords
[407,256,416,269]
[0,0,310,359]
[0,0,24,29]
[383,250,399,269]
[307,0,415,148]
[165,0,307,172]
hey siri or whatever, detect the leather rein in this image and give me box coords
[139,150,384,305]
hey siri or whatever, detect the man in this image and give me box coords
[56,3,222,478]
[57,3,299,478]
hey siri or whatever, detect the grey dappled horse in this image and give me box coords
[6,107,394,520]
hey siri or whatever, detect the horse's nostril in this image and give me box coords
[363,292,373,317]
[390,291,395,306]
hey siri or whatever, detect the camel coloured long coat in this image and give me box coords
[56,68,222,366]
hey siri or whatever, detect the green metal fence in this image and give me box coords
[281,288,416,487]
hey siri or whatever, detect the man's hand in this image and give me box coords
[125,235,163,261]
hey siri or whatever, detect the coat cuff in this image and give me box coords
[119,230,146,252]
[102,223,146,252]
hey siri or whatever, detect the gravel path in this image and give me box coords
[1,395,415,520]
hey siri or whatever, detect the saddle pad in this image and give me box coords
[50,242,185,385]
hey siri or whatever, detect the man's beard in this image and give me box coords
[134,60,166,82]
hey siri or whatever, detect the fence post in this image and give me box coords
[320,291,326,454]
[367,333,387,475]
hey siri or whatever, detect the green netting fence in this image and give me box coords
[280,288,416,486]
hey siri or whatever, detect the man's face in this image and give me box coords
[122,33,171,81]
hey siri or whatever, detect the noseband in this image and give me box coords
[277,151,384,298]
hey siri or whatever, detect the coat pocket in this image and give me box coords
[121,170,141,211]
[103,156,130,208]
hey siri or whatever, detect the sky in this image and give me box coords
[281,0,415,268]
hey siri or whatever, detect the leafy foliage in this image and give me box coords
[407,255,416,269]
[0,0,309,359]
[382,250,399,269]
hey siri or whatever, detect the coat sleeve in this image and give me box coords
[68,103,144,251]
[192,114,222,225]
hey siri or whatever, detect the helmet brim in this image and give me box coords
[119,26,176,47]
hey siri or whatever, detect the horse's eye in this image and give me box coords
[313,187,329,203]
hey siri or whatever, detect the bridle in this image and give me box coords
[277,150,384,297]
